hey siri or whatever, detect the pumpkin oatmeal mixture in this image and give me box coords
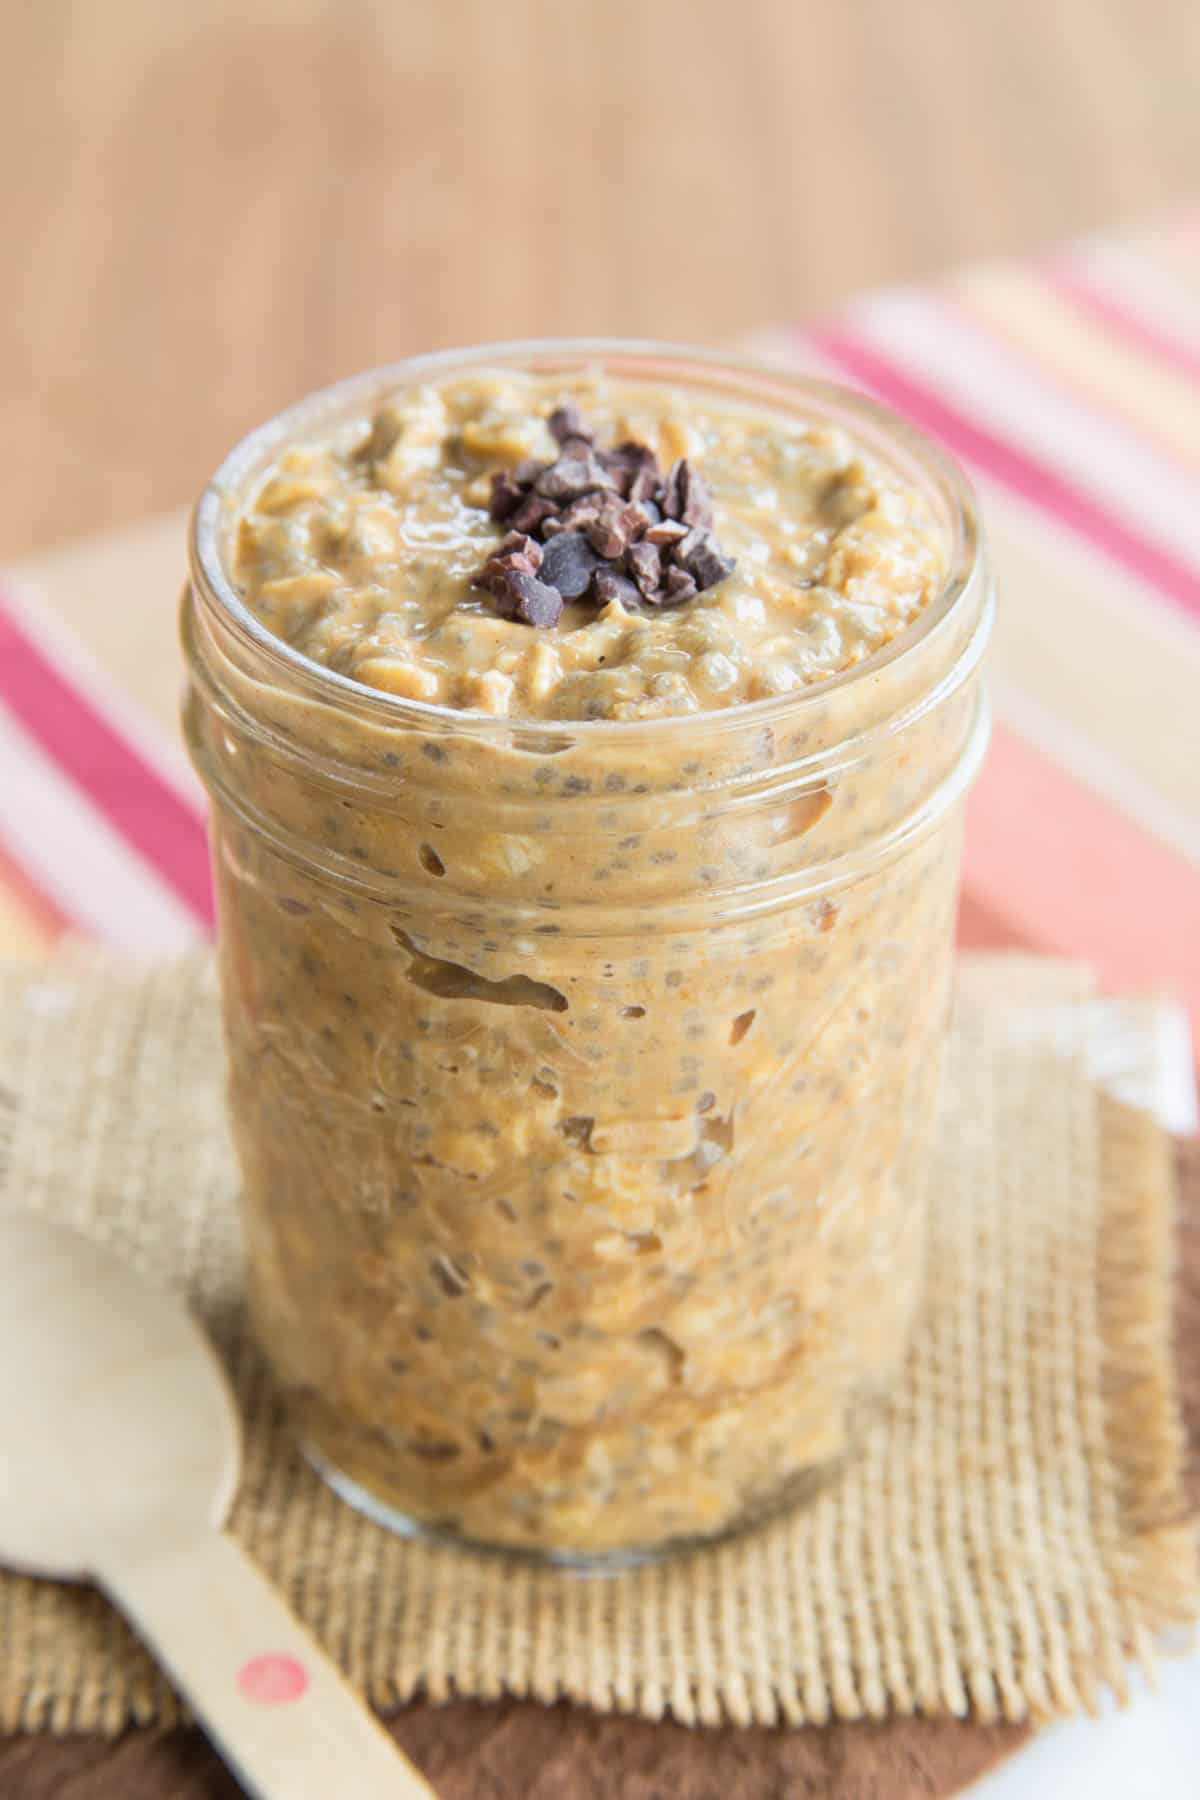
[184,351,990,1557]
[233,369,946,721]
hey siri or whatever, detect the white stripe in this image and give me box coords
[1064,236,1200,355]
[991,673,1200,869]
[0,579,206,811]
[987,489,1200,668]
[0,703,202,955]
[838,288,1200,575]
[980,489,1200,847]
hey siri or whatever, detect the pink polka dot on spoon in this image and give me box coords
[237,1653,309,1705]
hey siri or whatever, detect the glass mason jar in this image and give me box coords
[182,342,992,1564]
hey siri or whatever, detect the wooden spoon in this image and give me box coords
[0,1209,437,1799]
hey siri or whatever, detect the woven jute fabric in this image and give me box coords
[0,952,1194,1735]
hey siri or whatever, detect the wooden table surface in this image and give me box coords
[2,0,1197,563]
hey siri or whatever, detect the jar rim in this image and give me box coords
[190,336,983,743]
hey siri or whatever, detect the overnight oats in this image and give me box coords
[182,343,991,1561]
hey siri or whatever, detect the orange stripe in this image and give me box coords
[0,893,54,958]
[0,837,70,946]
[964,723,1200,1038]
[952,274,1200,475]
[956,890,1036,954]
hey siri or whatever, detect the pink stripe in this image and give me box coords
[0,597,214,925]
[964,722,1200,1045]
[1049,263,1200,385]
[805,325,1200,624]
[956,889,1034,955]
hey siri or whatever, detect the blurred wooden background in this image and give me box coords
[1,0,1197,558]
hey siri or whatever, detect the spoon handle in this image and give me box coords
[100,1530,437,1799]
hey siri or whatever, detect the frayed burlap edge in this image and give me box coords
[1093,1094,1199,1686]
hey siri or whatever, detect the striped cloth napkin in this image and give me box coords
[1,212,1197,1088]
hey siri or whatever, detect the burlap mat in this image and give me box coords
[0,953,1195,1736]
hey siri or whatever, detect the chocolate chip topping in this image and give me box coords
[488,470,525,523]
[601,440,661,502]
[470,406,736,624]
[499,529,542,560]
[534,449,614,503]
[474,531,544,597]
[673,527,737,591]
[626,539,662,597]
[661,458,715,530]
[497,569,565,628]
[539,530,600,599]
[587,493,646,560]
[663,565,699,605]
[592,568,642,610]
[507,492,559,536]
[546,491,605,535]
[547,402,592,446]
